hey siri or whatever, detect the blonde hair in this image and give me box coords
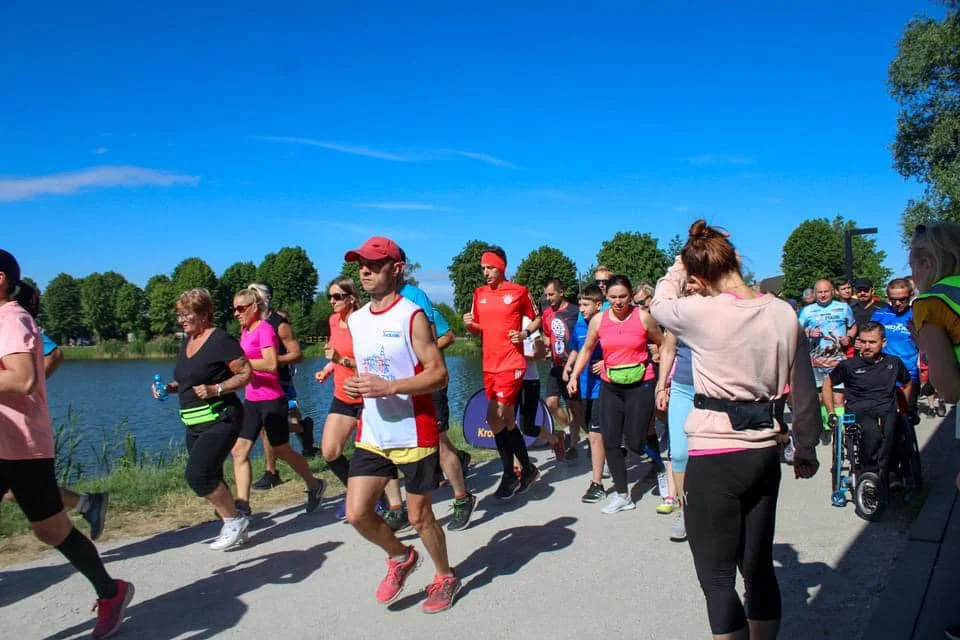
[911,222,960,292]
[234,287,267,316]
[247,282,272,309]
[176,288,215,326]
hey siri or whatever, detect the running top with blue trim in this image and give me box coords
[870,305,919,381]
[798,300,855,385]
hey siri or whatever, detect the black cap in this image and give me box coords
[0,250,20,287]
[854,277,873,290]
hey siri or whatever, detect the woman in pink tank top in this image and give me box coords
[568,275,663,514]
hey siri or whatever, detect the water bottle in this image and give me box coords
[153,374,168,401]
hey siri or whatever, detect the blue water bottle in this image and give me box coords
[153,374,168,401]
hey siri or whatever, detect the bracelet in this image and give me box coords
[216,383,223,397]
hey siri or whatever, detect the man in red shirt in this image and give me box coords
[463,246,542,500]
[541,278,581,458]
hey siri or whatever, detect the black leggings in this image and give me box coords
[517,379,541,439]
[685,447,782,635]
[599,379,655,494]
[185,414,241,497]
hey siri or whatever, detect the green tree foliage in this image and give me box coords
[595,232,670,288]
[172,257,218,295]
[514,246,578,296]
[218,261,257,325]
[404,261,421,287]
[781,216,893,299]
[79,272,127,341]
[434,302,465,336]
[308,295,334,337]
[114,282,146,338]
[667,234,684,259]
[145,275,177,336]
[447,240,490,314]
[42,273,83,343]
[256,247,318,313]
[889,4,960,241]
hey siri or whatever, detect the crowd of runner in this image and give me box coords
[2,219,959,639]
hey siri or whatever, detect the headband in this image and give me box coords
[481,252,506,272]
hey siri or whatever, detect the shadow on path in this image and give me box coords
[43,541,342,640]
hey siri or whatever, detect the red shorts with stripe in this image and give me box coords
[483,369,525,403]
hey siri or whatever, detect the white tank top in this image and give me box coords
[347,296,438,450]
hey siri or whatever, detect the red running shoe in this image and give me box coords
[92,579,134,639]
[422,574,462,614]
[376,546,421,604]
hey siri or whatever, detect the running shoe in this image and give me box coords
[376,546,421,604]
[656,496,679,514]
[422,574,462,614]
[305,478,327,513]
[209,516,250,550]
[937,401,948,418]
[494,474,521,501]
[83,492,109,541]
[601,493,635,514]
[91,579,134,640]
[581,482,605,503]
[252,470,282,490]
[670,510,687,542]
[517,465,541,494]
[384,506,411,532]
[447,493,477,532]
[783,439,796,465]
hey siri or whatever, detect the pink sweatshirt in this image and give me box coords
[650,258,820,460]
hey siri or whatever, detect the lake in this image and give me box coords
[47,356,550,472]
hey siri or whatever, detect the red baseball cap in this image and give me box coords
[344,236,403,262]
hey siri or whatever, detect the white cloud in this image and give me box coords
[433,148,518,169]
[92,146,109,155]
[683,154,756,166]
[0,166,200,202]
[352,201,446,211]
[254,136,413,162]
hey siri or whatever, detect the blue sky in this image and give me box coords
[1,1,942,303]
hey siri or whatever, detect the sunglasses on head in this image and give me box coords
[233,303,252,313]
[328,292,349,301]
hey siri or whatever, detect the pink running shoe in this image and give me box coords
[376,546,421,604]
[92,579,134,639]
[422,574,462,614]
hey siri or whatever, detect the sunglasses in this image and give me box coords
[888,296,910,304]
[633,298,650,307]
[175,312,195,321]
[328,292,349,301]
[595,279,609,287]
[233,303,252,313]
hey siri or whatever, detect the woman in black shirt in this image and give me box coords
[152,288,253,550]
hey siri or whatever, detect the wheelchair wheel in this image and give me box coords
[854,471,886,521]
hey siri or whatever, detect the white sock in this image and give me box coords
[75,493,91,514]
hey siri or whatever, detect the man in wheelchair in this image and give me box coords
[822,321,913,485]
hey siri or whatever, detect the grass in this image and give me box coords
[0,421,494,566]
[62,337,181,360]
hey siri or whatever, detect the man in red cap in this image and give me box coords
[462,245,543,500]
[341,236,461,613]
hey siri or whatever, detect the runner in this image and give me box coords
[0,250,133,639]
[463,246,542,500]
[314,276,367,519]
[567,275,663,514]
[250,283,314,492]
[516,314,549,467]
[342,236,461,613]
[230,287,325,516]
[850,278,881,330]
[540,278,580,459]
[563,285,606,503]
[835,278,854,306]
[870,278,921,416]
[650,221,821,640]
[594,266,613,309]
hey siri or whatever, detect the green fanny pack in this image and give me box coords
[179,401,225,427]
[606,362,646,385]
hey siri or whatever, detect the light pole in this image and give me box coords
[845,227,878,283]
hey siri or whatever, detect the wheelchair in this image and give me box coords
[828,409,922,522]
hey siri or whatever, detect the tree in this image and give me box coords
[667,234,684,259]
[172,257,218,295]
[79,272,126,341]
[256,247,318,313]
[780,216,893,299]
[42,273,83,343]
[889,4,960,241]
[114,282,146,338]
[513,246,578,297]
[146,275,177,337]
[403,261,421,287]
[218,261,257,325]
[595,231,671,288]
[309,295,334,338]
[447,240,490,314]
[435,302,465,336]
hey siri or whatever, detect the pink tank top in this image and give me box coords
[597,307,654,383]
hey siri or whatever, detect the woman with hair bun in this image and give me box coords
[650,220,821,640]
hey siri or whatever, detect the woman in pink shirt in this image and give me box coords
[568,275,663,515]
[0,250,132,639]
[230,287,326,515]
[650,221,820,640]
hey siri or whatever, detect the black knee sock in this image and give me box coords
[494,430,513,475]
[327,455,350,487]
[56,527,116,599]
[605,446,629,494]
[507,427,532,471]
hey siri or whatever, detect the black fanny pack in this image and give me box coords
[693,394,775,432]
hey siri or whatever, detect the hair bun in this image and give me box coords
[688,219,712,240]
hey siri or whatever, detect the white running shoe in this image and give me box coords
[601,493,635,514]
[210,516,250,550]
[670,510,687,542]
